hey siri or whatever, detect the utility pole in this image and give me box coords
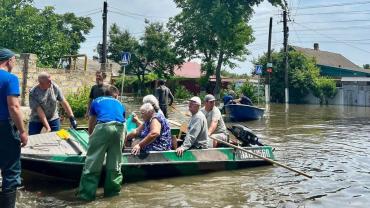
[101,1,108,71]
[283,10,289,103]
[265,17,273,104]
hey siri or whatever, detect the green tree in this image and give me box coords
[0,0,93,66]
[255,48,337,104]
[108,21,183,94]
[168,0,282,97]
[363,64,370,69]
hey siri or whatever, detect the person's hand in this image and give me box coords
[132,113,139,123]
[45,126,51,132]
[131,144,141,155]
[69,116,78,129]
[176,147,185,156]
[19,131,28,147]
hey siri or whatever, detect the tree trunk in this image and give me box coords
[213,51,224,99]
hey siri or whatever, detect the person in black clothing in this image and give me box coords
[85,71,108,118]
[155,80,174,118]
[237,94,253,106]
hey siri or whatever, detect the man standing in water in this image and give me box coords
[78,85,126,201]
[0,48,28,208]
[155,79,174,118]
[85,71,108,117]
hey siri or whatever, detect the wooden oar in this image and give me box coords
[209,136,312,179]
[170,105,191,117]
[168,119,182,127]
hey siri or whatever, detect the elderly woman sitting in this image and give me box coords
[126,103,172,155]
[132,95,164,126]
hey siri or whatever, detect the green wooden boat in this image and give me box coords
[21,128,274,182]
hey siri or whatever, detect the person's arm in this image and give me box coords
[60,99,74,118]
[208,120,218,136]
[7,96,28,147]
[132,119,161,155]
[36,106,51,132]
[168,88,174,106]
[29,91,51,132]
[85,98,92,118]
[179,117,202,150]
[88,115,97,135]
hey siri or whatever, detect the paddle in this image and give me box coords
[56,129,83,155]
[170,105,191,117]
[209,136,312,179]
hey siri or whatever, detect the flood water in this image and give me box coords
[17,103,370,207]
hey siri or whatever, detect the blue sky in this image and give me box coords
[33,0,370,74]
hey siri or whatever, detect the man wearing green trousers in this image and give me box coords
[77,84,126,201]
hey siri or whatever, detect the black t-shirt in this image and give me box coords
[89,84,107,100]
[240,96,253,106]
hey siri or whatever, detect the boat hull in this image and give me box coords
[21,129,274,183]
[21,147,274,182]
[225,104,265,121]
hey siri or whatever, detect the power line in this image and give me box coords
[292,21,370,54]
[108,5,168,19]
[294,9,370,16]
[293,1,370,10]
[296,19,370,24]
[291,23,370,31]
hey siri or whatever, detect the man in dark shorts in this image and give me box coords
[155,79,174,118]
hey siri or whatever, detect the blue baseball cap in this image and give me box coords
[0,48,16,61]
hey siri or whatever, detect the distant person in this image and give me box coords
[155,79,174,118]
[236,94,253,106]
[78,85,126,201]
[28,72,77,135]
[176,96,208,156]
[126,103,172,155]
[223,90,235,105]
[201,94,228,148]
[0,48,28,208]
[86,71,108,118]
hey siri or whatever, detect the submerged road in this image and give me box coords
[17,103,370,207]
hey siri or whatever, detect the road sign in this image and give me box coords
[121,52,131,66]
[255,65,263,75]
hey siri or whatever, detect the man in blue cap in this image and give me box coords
[0,48,28,208]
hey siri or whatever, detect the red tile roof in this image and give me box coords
[174,62,202,78]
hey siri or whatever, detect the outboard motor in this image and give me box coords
[227,124,263,146]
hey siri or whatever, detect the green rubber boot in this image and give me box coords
[104,170,123,197]
[77,172,101,201]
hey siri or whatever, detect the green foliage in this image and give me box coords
[364,64,370,69]
[65,86,90,118]
[0,1,93,67]
[168,0,282,96]
[312,77,337,104]
[255,48,337,103]
[175,85,192,99]
[236,81,258,103]
[108,22,183,94]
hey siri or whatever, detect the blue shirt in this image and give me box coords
[0,69,20,120]
[90,96,126,123]
[223,95,233,105]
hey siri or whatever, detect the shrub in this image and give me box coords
[175,85,192,99]
[64,86,90,118]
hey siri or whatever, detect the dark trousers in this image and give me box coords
[0,121,21,192]
[28,118,60,135]
[159,105,168,118]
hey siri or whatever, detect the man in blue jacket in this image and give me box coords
[0,48,28,208]
[77,85,126,201]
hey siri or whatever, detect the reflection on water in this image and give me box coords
[18,103,370,207]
